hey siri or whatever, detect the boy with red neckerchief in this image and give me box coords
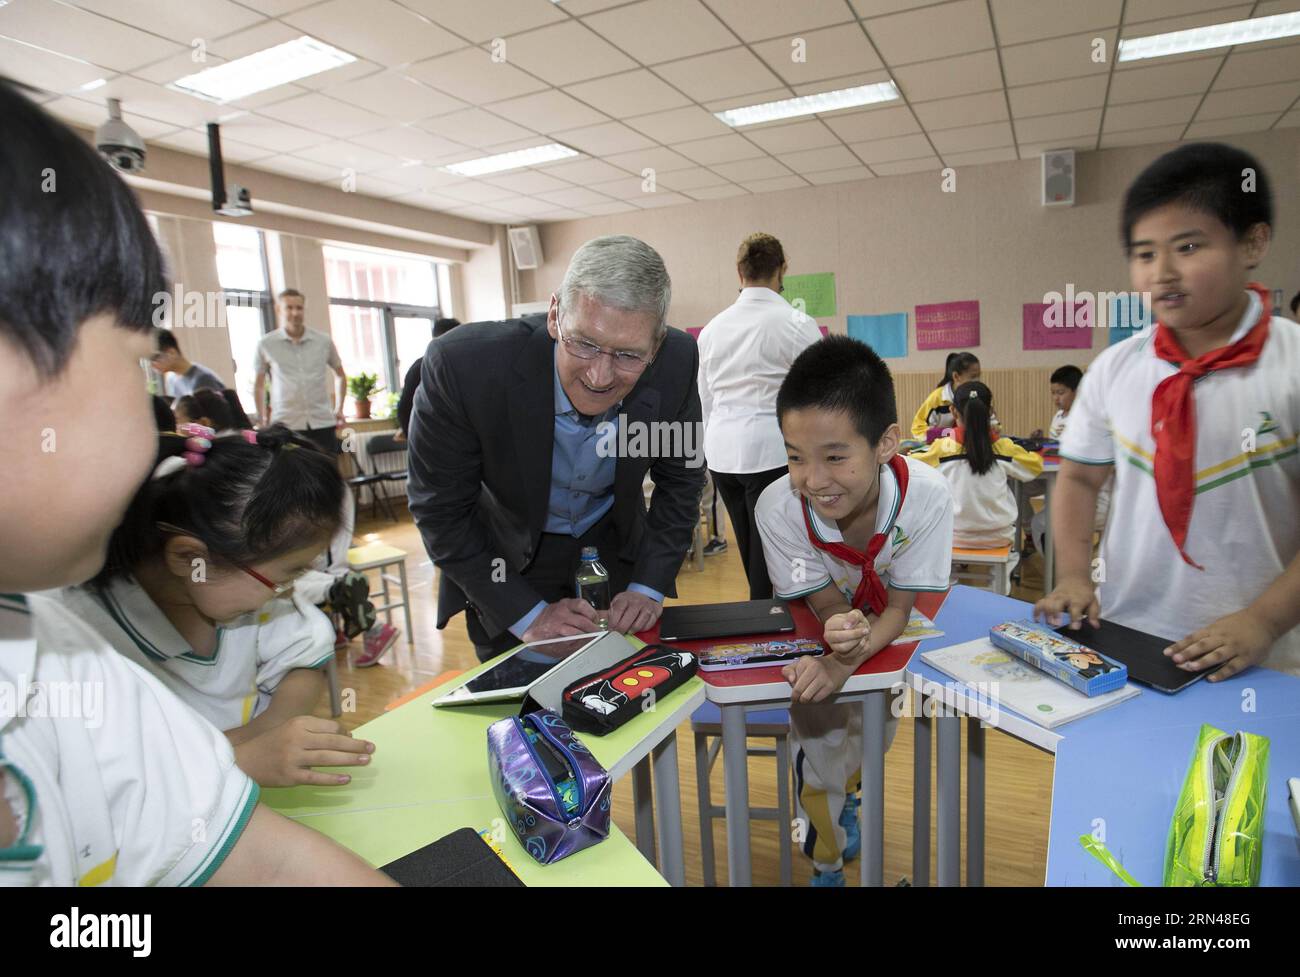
[1036,142,1300,680]
[755,337,953,885]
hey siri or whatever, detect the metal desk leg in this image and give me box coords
[652,731,685,887]
[861,691,887,887]
[936,713,962,886]
[967,717,985,887]
[631,756,656,867]
[912,694,932,886]
[1043,476,1056,594]
[720,702,752,886]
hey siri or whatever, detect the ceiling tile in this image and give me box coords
[488,90,608,133]
[776,145,861,173]
[751,23,884,85]
[1098,124,1186,148]
[892,49,1004,102]
[563,69,692,117]
[42,96,178,138]
[417,108,535,148]
[740,174,808,193]
[824,105,922,141]
[1007,75,1108,118]
[1213,43,1300,89]
[535,208,589,221]
[0,0,181,72]
[1101,96,1200,133]
[367,163,467,189]
[1197,81,1300,120]
[1108,57,1223,104]
[296,59,386,93]
[1016,136,1095,157]
[941,146,1021,165]
[251,155,341,183]
[325,72,467,123]
[702,0,853,42]
[402,0,567,43]
[990,0,1122,45]
[282,0,465,67]
[604,146,695,172]
[582,0,737,65]
[550,121,657,154]
[872,155,940,175]
[929,119,1015,152]
[673,133,767,163]
[492,21,636,86]
[655,47,786,102]
[208,114,326,153]
[710,157,793,181]
[862,0,996,66]
[437,180,520,204]
[632,190,694,208]
[1001,30,1116,86]
[913,91,1008,130]
[485,196,563,218]
[257,92,391,138]
[482,170,574,194]
[803,165,874,184]
[1123,0,1245,23]
[535,157,628,182]
[1184,111,1286,138]
[626,105,732,142]
[93,75,220,128]
[849,131,933,163]
[295,139,402,173]
[1013,108,1101,142]
[535,186,619,207]
[704,88,794,114]
[363,126,472,161]
[1275,107,1300,127]
[205,19,298,59]
[655,166,729,189]
[590,176,657,200]
[74,0,264,46]
[0,36,110,93]
[579,199,641,214]
[792,69,894,97]
[153,128,269,162]
[851,0,947,15]
[743,120,841,153]
[686,183,750,199]
[402,47,549,103]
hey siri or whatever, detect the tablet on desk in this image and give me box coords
[432,632,605,707]
[1053,618,1220,693]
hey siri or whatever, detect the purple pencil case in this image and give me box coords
[487,709,611,865]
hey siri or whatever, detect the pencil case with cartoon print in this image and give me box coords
[561,644,697,735]
[989,619,1127,696]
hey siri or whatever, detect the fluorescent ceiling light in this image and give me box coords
[80,78,107,91]
[172,36,356,102]
[715,81,900,127]
[443,143,578,176]
[1118,11,1300,62]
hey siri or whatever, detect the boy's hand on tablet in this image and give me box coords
[237,716,375,787]
[1165,609,1274,682]
[1033,578,1100,630]
[824,609,870,659]
[782,655,854,703]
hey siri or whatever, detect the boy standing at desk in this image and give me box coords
[1037,143,1300,679]
[756,337,953,885]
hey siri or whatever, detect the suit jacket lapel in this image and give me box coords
[511,325,557,536]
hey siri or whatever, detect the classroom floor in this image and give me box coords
[324,500,1055,886]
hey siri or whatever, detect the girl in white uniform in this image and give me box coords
[58,426,377,789]
[0,81,388,885]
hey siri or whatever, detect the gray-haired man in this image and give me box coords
[407,235,705,660]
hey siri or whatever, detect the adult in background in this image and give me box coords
[697,232,822,598]
[253,288,346,454]
[408,235,705,661]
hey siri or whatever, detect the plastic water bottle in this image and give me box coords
[575,546,610,629]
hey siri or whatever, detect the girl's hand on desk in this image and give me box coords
[235,715,375,787]
[1033,578,1099,630]
[1165,610,1274,682]
[823,609,870,658]
[782,655,854,704]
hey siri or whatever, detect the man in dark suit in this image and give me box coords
[407,235,705,660]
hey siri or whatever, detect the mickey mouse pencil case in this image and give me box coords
[561,644,697,735]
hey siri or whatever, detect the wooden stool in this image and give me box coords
[951,544,1020,596]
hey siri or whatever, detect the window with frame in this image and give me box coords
[213,222,274,415]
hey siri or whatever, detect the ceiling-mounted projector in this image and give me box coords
[208,123,253,217]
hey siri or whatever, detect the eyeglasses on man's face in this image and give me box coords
[556,316,655,375]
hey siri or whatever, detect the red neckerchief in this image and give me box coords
[1151,282,1271,569]
[800,455,909,615]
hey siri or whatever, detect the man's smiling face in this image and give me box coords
[547,291,658,416]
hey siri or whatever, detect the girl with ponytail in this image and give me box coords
[58,424,377,788]
[913,382,1043,551]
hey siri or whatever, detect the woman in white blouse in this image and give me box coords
[697,233,823,598]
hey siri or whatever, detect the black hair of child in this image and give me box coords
[952,380,996,476]
[936,351,979,389]
[1050,365,1083,390]
[151,395,176,433]
[777,335,897,445]
[175,388,234,431]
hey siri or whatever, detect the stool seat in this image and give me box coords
[347,542,407,570]
[952,544,1013,562]
[344,542,413,646]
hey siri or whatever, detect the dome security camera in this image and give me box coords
[96,98,146,174]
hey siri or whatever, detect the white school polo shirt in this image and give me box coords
[697,287,823,473]
[255,327,342,430]
[755,456,954,604]
[0,593,258,886]
[58,581,335,733]
[1061,290,1300,674]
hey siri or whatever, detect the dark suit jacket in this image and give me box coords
[407,314,705,639]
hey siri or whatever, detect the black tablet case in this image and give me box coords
[658,599,794,641]
[1054,618,1221,693]
[380,828,525,887]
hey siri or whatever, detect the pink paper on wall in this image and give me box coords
[915,301,979,350]
[1022,301,1093,350]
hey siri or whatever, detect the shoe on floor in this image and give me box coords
[355,622,399,667]
[811,868,845,887]
[333,627,349,651]
[702,537,727,556]
[841,792,861,861]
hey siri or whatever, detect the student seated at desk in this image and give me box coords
[1036,142,1300,680]
[1028,365,1109,552]
[756,337,954,886]
[58,426,378,788]
[912,381,1042,549]
[0,79,389,885]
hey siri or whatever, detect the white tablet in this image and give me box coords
[431,632,606,707]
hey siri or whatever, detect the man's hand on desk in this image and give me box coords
[609,590,662,635]
[521,598,599,644]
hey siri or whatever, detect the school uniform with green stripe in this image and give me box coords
[56,580,336,733]
[1060,290,1300,674]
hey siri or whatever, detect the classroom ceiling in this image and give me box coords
[6,0,1300,227]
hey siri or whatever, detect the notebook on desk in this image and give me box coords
[658,599,794,641]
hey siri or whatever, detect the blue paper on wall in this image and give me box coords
[847,313,908,358]
[1108,293,1151,346]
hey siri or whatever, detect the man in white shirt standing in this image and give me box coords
[697,233,822,598]
[254,289,347,454]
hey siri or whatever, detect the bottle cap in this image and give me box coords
[580,546,599,561]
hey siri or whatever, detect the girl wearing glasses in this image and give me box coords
[57,425,376,789]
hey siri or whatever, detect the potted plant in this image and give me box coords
[348,372,383,419]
